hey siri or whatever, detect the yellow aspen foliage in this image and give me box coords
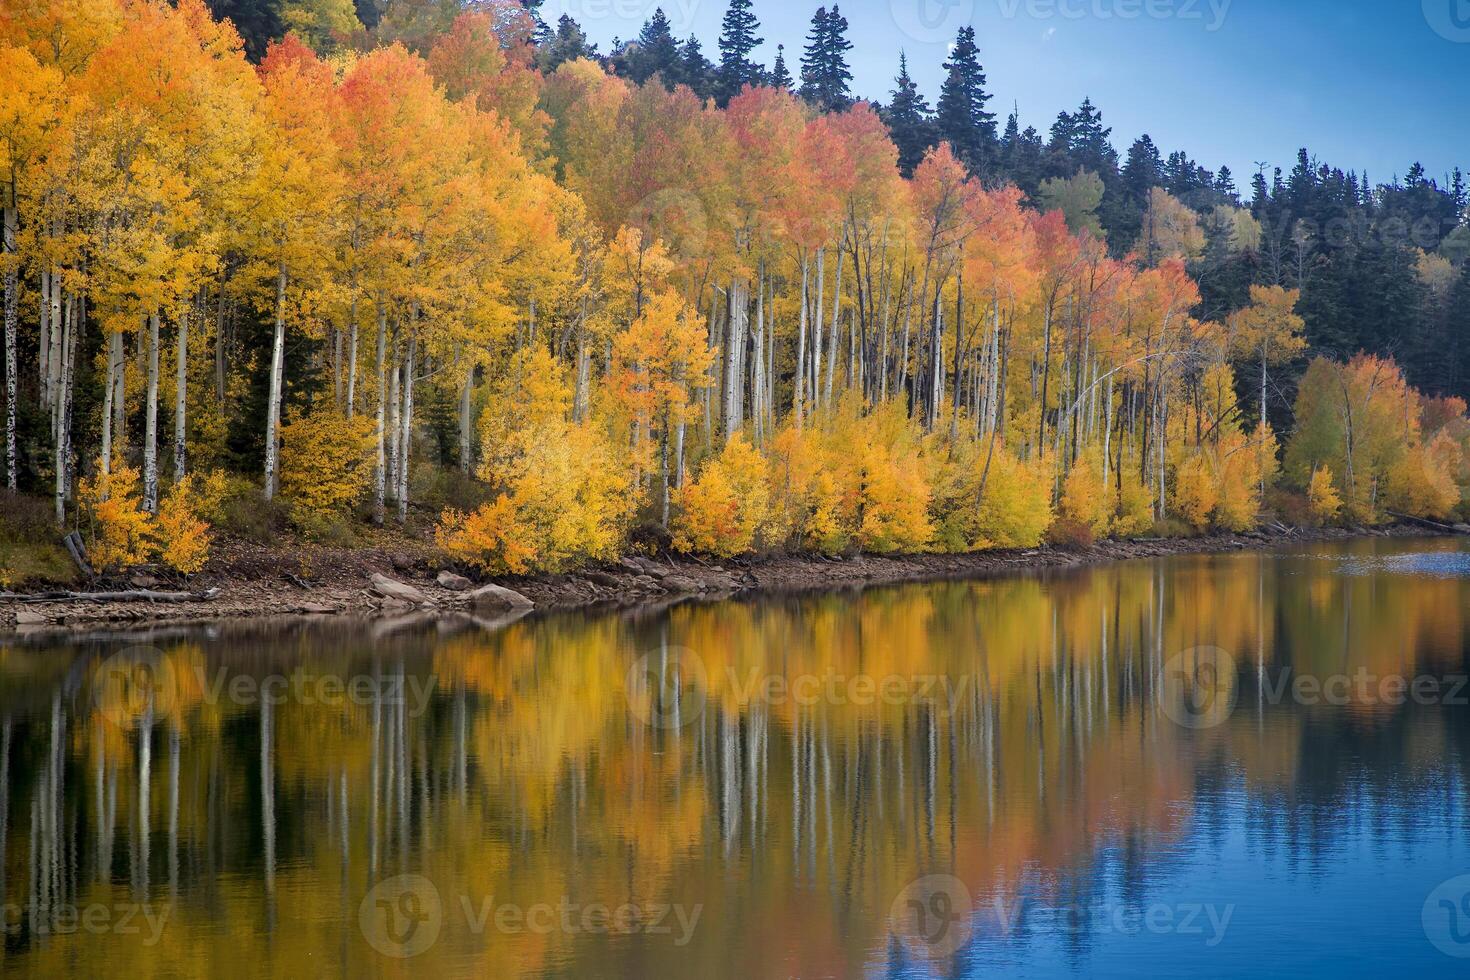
[672,434,773,557]
[438,421,634,574]
[1171,451,1218,530]
[1308,466,1343,525]
[1110,463,1155,538]
[803,471,849,554]
[850,403,932,553]
[1211,425,1276,532]
[771,400,932,555]
[972,447,1053,549]
[152,473,223,574]
[477,347,574,482]
[1059,452,1109,534]
[77,462,153,571]
[279,409,376,515]
[1384,435,1460,519]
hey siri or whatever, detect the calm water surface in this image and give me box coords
[3,537,1470,978]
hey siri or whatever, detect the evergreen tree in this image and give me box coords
[353,0,380,30]
[1215,166,1238,202]
[1065,97,1116,175]
[518,0,550,44]
[884,52,934,178]
[799,6,854,113]
[1113,135,1162,251]
[716,0,764,106]
[1449,261,1470,393]
[934,26,996,175]
[1121,135,1162,202]
[998,110,1044,197]
[1250,169,1270,214]
[538,14,598,73]
[615,9,681,87]
[206,0,283,62]
[768,43,794,93]
[673,35,716,100]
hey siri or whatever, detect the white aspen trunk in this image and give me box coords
[458,363,474,475]
[37,269,49,406]
[214,290,226,405]
[574,306,590,422]
[674,391,686,492]
[100,331,120,476]
[752,266,765,445]
[879,269,893,404]
[397,332,415,524]
[53,297,73,526]
[766,280,776,434]
[173,305,189,480]
[2,204,15,490]
[794,253,808,424]
[929,290,944,428]
[332,326,342,411]
[825,248,842,407]
[701,293,715,450]
[1103,373,1115,488]
[659,408,670,524]
[347,297,359,418]
[46,267,61,410]
[899,280,914,403]
[386,355,400,504]
[373,302,387,524]
[722,279,745,442]
[812,248,825,410]
[144,310,161,513]
[263,269,287,501]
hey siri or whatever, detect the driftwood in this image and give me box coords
[12,587,221,604]
[61,531,95,578]
[1386,511,1463,533]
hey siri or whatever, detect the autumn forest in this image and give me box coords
[3,0,1470,583]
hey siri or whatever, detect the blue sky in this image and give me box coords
[541,0,1470,191]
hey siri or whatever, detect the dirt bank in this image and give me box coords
[0,523,1458,633]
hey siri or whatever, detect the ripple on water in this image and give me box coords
[1336,551,1470,579]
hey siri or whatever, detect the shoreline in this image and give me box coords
[1,523,1459,634]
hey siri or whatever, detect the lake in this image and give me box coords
[2,536,1469,978]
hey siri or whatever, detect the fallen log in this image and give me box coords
[62,531,95,579]
[14,588,221,604]
[1386,511,1462,533]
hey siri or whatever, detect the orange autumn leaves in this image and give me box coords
[6,1,1470,583]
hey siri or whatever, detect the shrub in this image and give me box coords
[437,421,634,574]
[215,474,290,542]
[1307,466,1342,526]
[972,447,1053,549]
[279,409,376,518]
[1110,464,1155,538]
[1046,516,1095,549]
[1171,452,1218,531]
[1059,452,1109,535]
[77,463,153,571]
[672,434,774,557]
[151,472,225,574]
